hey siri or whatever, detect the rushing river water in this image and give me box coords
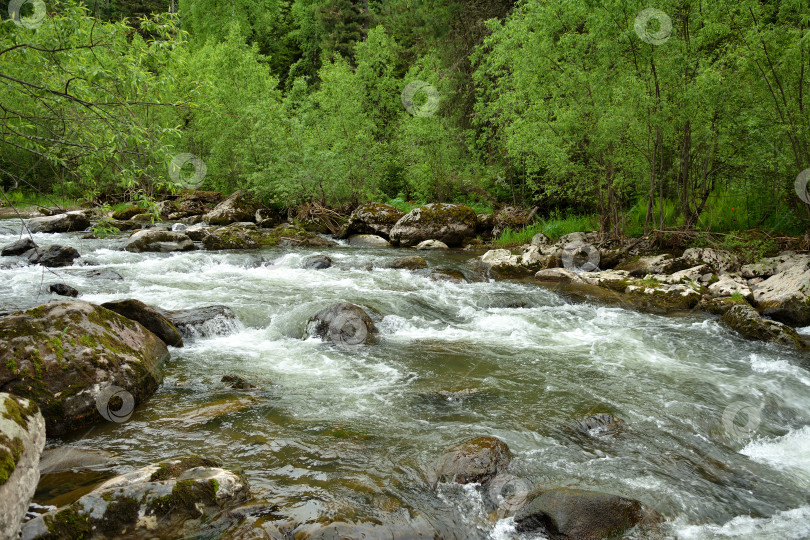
[2,219,810,539]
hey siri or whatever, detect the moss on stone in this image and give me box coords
[3,396,37,429]
[0,434,24,485]
[44,507,92,539]
[148,478,218,518]
[98,496,140,535]
[149,456,221,482]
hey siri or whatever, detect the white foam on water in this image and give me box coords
[748,353,810,387]
[674,506,810,539]
[741,426,810,484]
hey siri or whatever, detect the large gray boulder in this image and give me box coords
[721,304,807,350]
[125,229,195,253]
[204,190,259,226]
[751,254,810,326]
[27,211,90,233]
[514,488,662,539]
[0,301,169,436]
[22,456,249,540]
[1,237,36,256]
[24,245,80,267]
[0,394,46,540]
[339,202,405,240]
[389,203,477,247]
[306,303,377,346]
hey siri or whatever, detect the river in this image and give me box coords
[1,220,809,539]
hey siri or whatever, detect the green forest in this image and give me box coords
[1,0,809,238]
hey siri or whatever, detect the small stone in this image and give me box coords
[48,284,78,298]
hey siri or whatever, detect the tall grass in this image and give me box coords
[1,189,82,209]
[493,214,598,247]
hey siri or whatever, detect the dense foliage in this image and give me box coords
[1,0,808,235]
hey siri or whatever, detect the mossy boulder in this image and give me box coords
[347,234,390,248]
[0,394,46,540]
[479,246,552,279]
[492,206,533,237]
[434,436,511,485]
[111,206,143,221]
[202,223,259,250]
[389,203,477,247]
[204,190,259,226]
[0,301,168,436]
[751,256,810,326]
[22,456,249,540]
[28,212,90,234]
[514,488,662,539]
[338,202,404,240]
[100,299,183,348]
[721,304,808,350]
[125,229,195,253]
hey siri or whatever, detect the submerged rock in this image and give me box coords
[435,436,511,485]
[125,229,195,253]
[304,254,332,270]
[27,212,90,234]
[25,245,80,267]
[514,488,662,539]
[576,413,625,435]
[48,283,78,298]
[221,374,257,390]
[1,237,37,256]
[339,202,404,240]
[721,304,807,350]
[388,256,428,270]
[101,299,184,348]
[0,301,168,436]
[22,456,249,540]
[389,203,477,247]
[158,305,241,339]
[429,268,467,283]
[79,268,124,281]
[306,303,378,346]
[204,190,259,226]
[0,394,46,540]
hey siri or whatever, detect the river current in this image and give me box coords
[1,219,809,539]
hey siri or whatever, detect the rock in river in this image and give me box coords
[21,456,249,540]
[339,202,404,240]
[306,303,378,346]
[0,394,46,540]
[101,299,184,347]
[157,305,241,339]
[514,488,662,539]
[27,212,90,234]
[721,304,807,350]
[1,237,37,256]
[0,301,169,436]
[435,436,511,485]
[125,229,195,253]
[24,245,80,267]
[204,190,259,226]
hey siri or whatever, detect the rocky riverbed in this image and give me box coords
[1,195,810,539]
